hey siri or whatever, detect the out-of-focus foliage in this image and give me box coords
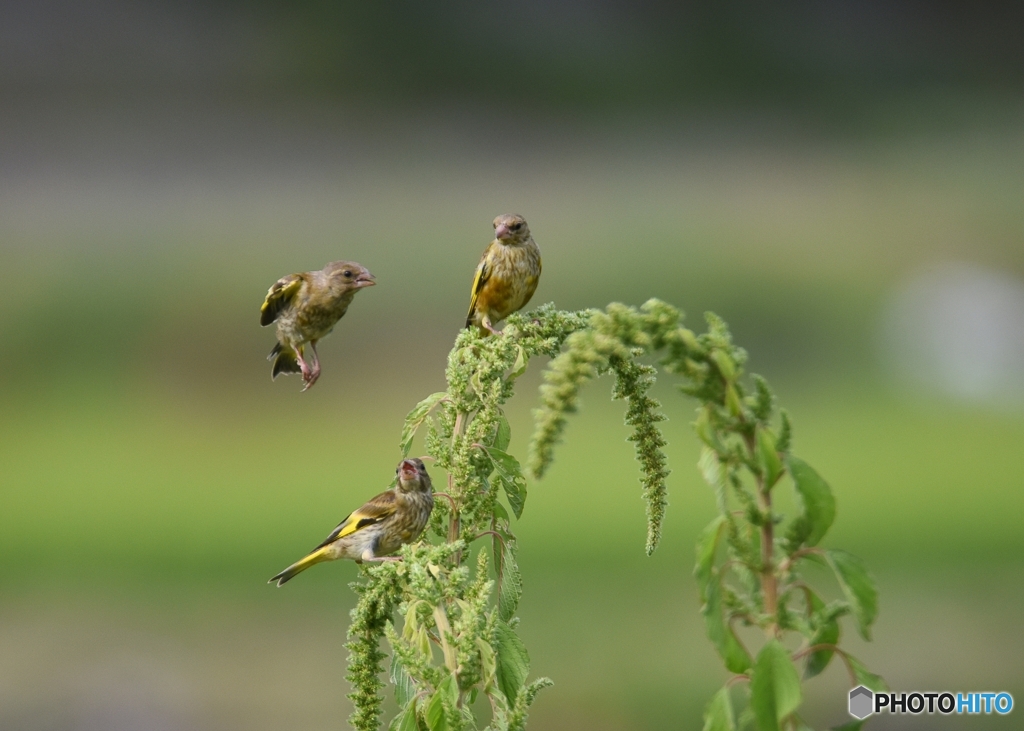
[529,302,883,729]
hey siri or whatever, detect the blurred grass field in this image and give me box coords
[2,119,1024,730]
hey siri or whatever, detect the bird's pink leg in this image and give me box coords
[302,341,322,391]
[295,345,313,383]
[361,548,402,562]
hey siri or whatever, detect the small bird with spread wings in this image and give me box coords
[269,458,434,586]
[260,260,375,390]
[465,214,542,335]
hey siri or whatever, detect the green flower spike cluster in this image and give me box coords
[529,300,682,555]
[529,300,884,731]
[344,299,882,731]
[346,306,588,731]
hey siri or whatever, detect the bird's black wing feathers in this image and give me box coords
[260,274,303,326]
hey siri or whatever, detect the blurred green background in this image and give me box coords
[2,2,1024,730]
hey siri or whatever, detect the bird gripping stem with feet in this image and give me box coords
[269,458,434,586]
[465,214,541,336]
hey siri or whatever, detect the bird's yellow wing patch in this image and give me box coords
[260,274,303,326]
[314,489,397,549]
[465,246,493,327]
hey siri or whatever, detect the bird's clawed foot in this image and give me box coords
[300,366,321,391]
[299,342,322,391]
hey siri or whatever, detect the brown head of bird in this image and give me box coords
[397,458,432,493]
[324,260,376,293]
[493,214,531,246]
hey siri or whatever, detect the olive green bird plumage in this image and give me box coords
[260,260,375,391]
[465,214,542,335]
[269,459,434,586]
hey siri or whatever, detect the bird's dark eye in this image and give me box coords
[510,222,522,231]
[343,270,353,278]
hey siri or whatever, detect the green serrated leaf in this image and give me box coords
[825,549,878,640]
[493,501,509,523]
[694,408,726,452]
[695,515,727,599]
[749,640,802,731]
[494,620,530,705]
[698,446,724,488]
[425,687,445,731]
[701,575,752,674]
[804,616,840,679]
[508,345,529,381]
[389,698,420,731]
[847,654,888,692]
[425,674,458,731]
[487,447,528,519]
[698,445,729,511]
[703,687,736,731]
[499,543,523,622]
[757,428,783,489]
[494,412,512,451]
[477,637,497,691]
[391,653,416,708]
[400,392,447,457]
[785,457,836,550]
[459,703,475,729]
[805,587,826,616]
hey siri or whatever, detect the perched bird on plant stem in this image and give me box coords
[260,260,375,390]
[465,214,542,336]
[269,459,434,586]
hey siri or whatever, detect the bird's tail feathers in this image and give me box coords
[270,345,301,379]
[269,546,331,587]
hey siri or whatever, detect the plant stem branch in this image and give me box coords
[745,430,779,638]
[449,411,466,560]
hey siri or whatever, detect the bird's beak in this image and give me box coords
[399,460,419,481]
[355,272,376,287]
[495,223,511,240]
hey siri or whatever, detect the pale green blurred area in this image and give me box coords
[4,4,1024,727]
